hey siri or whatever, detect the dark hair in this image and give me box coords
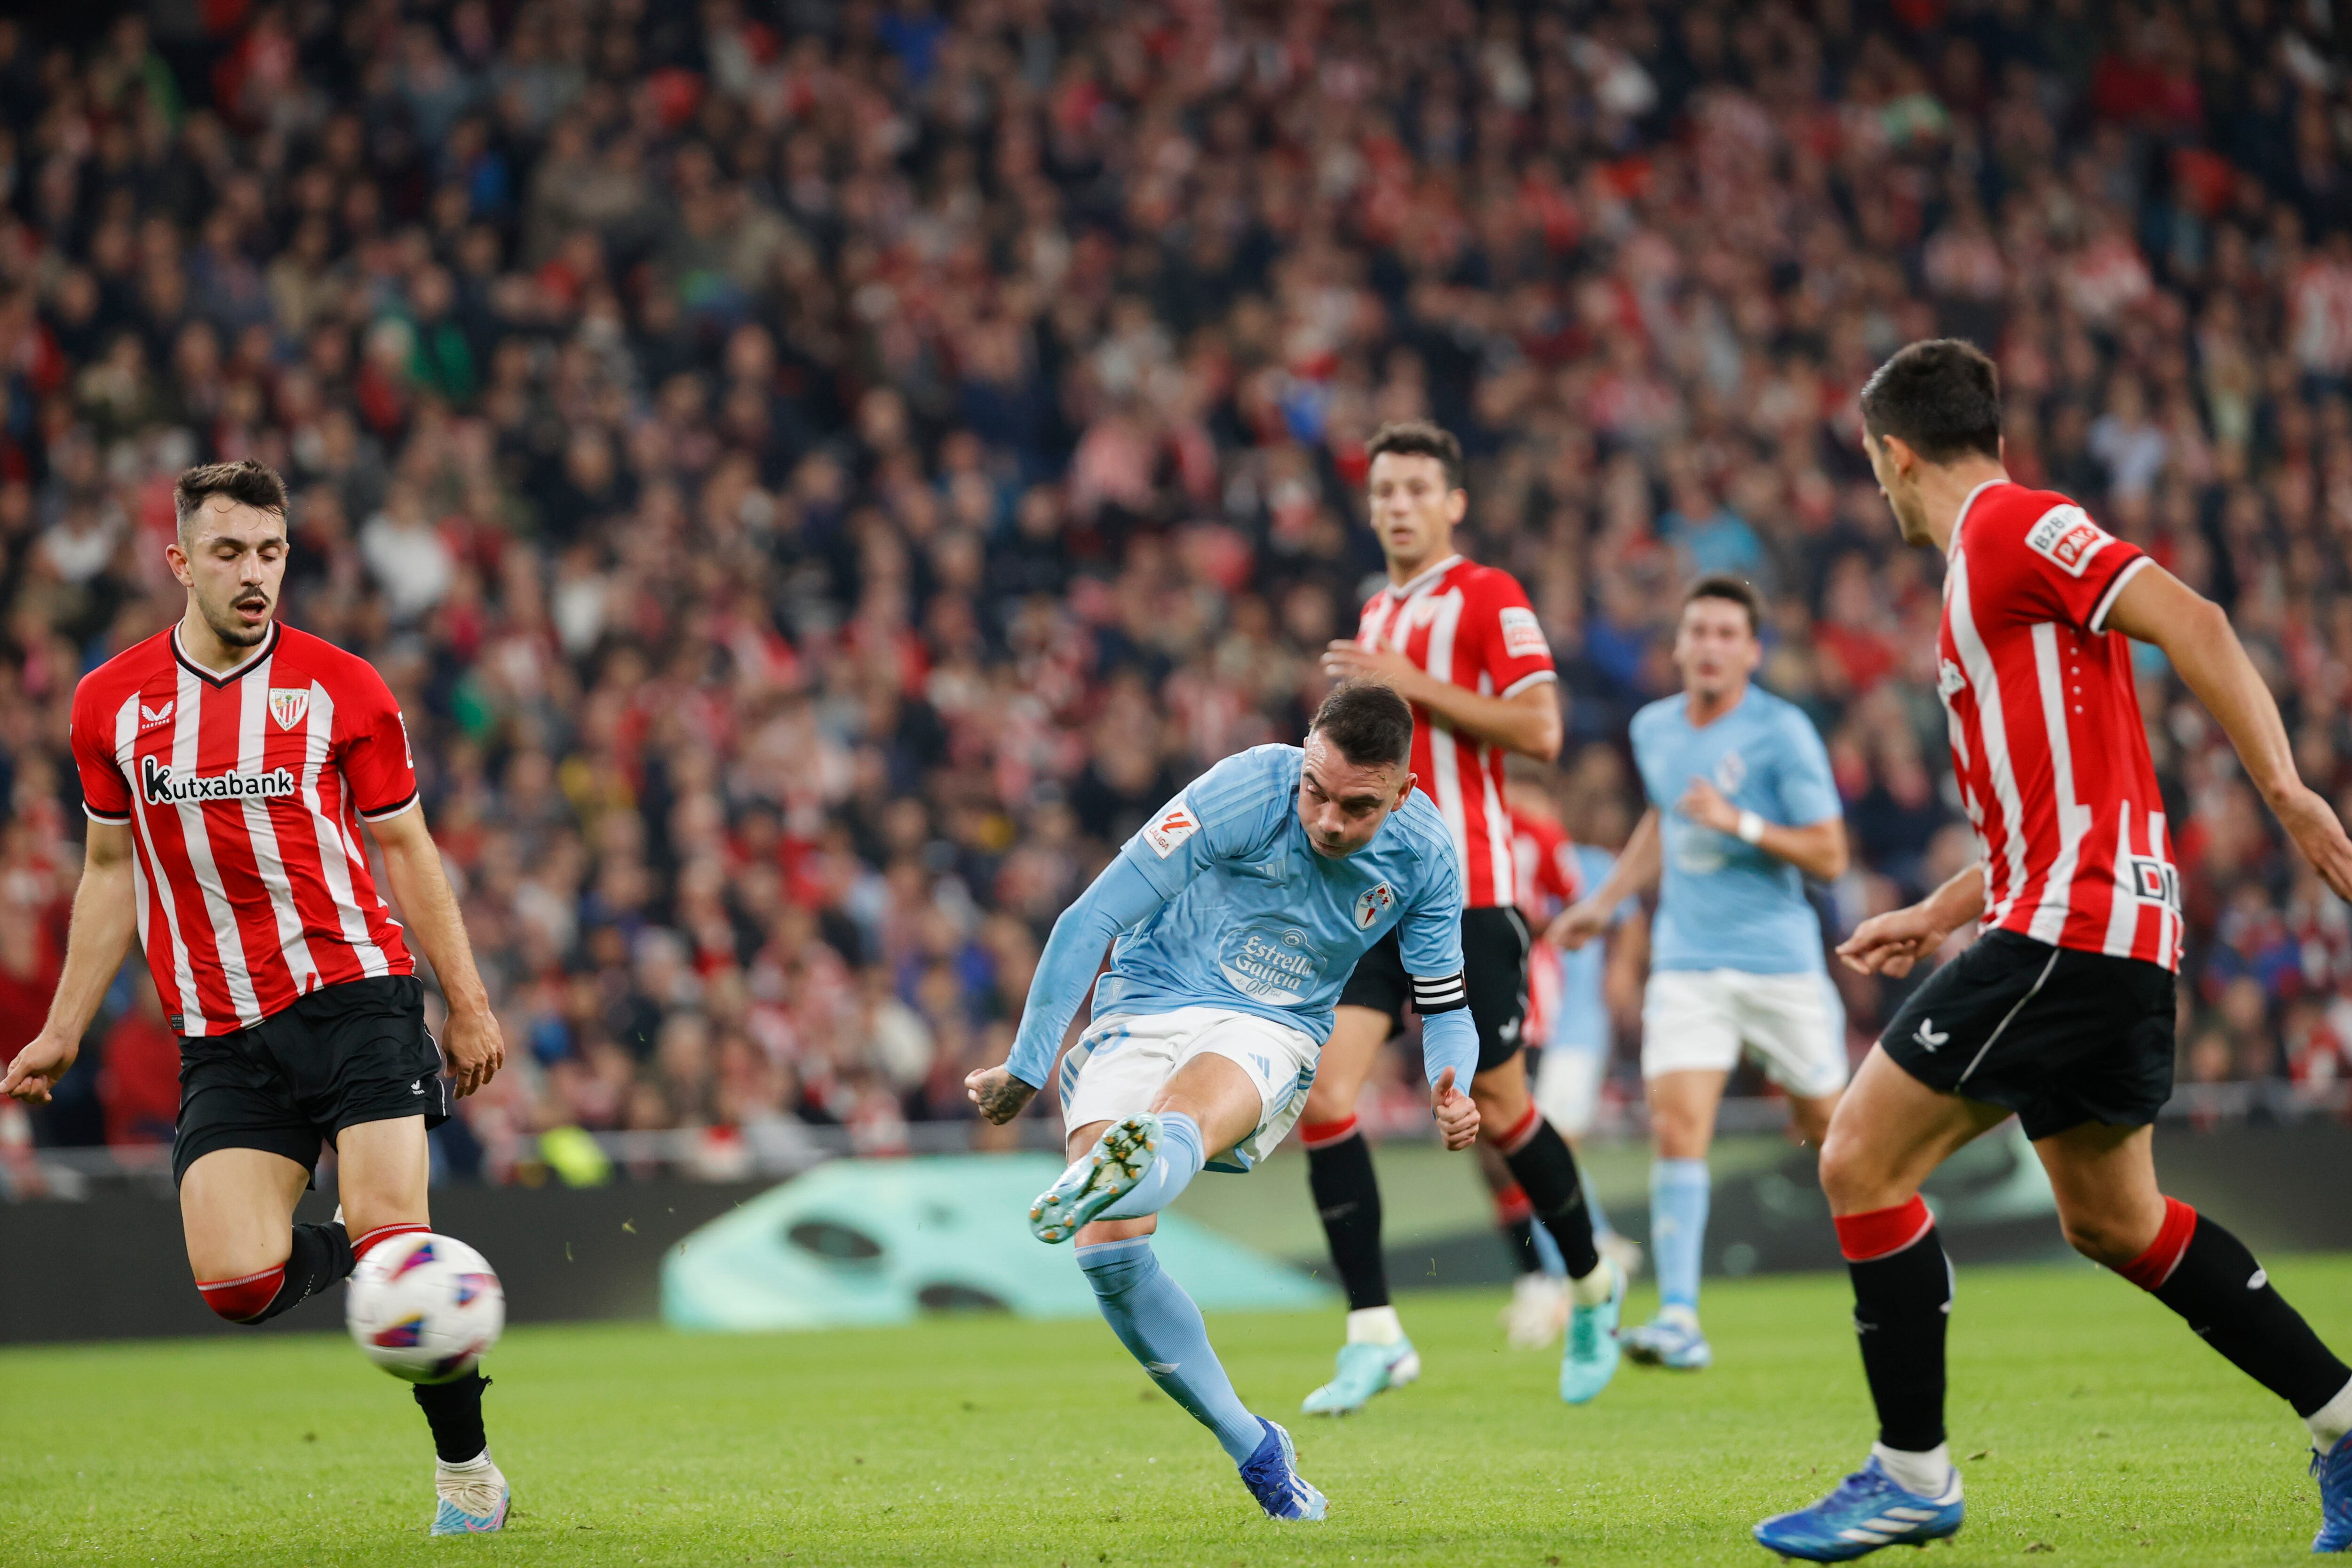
[1857,338,2003,463]
[1365,420,1464,493]
[1311,681,1414,769]
[174,458,288,534]
[1683,573,1763,635]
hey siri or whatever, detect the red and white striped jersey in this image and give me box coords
[1355,556,1557,908]
[1938,480,2180,970]
[1510,807,1582,1046]
[70,621,417,1035]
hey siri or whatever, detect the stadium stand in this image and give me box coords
[2,0,2351,1190]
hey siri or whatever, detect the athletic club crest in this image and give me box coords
[1353,883,1396,929]
[268,687,310,731]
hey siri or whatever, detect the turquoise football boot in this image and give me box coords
[1300,1337,1422,1415]
[1028,1114,1159,1243]
[1558,1259,1623,1404]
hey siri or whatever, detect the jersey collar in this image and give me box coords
[1387,553,1463,599]
[1946,478,2009,556]
[170,620,279,688]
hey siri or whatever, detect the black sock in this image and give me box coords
[1501,1117,1601,1280]
[1502,1215,1541,1276]
[248,1222,355,1324]
[1849,1227,1951,1452]
[1306,1132,1389,1311]
[414,1372,491,1464]
[2151,1216,2352,1418]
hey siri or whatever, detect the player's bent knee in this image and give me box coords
[197,1263,287,1323]
[1814,1129,1899,1213]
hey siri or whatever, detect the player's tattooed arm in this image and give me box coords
[964,1065,1039,1124]
[1836,862,1986,978]
[2,822,136,1104]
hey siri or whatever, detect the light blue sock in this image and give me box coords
[1586,1177,1616,1243]
[1076,1238,1263,1462]
[1651,1157,1711,1315]
[1098,1112,1207,1220]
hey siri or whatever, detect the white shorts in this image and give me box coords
[1056,1007,1320,1173]
[1534,1039,1608,1139]
[1640,969,1848,1100]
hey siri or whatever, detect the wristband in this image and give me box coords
[1736,809,1765,845]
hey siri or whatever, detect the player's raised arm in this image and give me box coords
[2,821,137,1103]
[2104,564,2352,902]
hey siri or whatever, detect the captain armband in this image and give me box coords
[1411,971,1469,1014]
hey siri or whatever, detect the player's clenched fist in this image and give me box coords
[1835,903,1947,979]
[965,1064,1039,1124]
[1429,1066,1479,1151]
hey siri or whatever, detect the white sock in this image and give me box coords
[1568,1257,1617,1307]
[1871,1441,1956,1499]
[2308,1374,2352,1451]
[437,1448,493,1473]
[1346,1305,1404,1345]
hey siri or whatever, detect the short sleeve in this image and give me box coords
[1119,749,1282,898]
[1992,501,2150,636]
[337,662,420,820]
[1473,573,1557,700]
[71,681,131,823]
[1770,707,1842,828]
[1397,844,1467,979]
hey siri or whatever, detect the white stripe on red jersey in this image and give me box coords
[71,621,417,1034]
[1509,807,1582,1046]
[1356,555,1557,908]
[1937,480,2179,969]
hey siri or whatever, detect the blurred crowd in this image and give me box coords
[4,0,2352,1183]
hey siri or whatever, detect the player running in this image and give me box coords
[1756,340,2352,1560]
[1297,421,1623,1416]
[1553,576,1849,1373]
[0,460,514,1536]
[964,683,1481,1521]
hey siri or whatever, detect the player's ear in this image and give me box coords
[1445,488,1467,526]
[1395,770,1416,808]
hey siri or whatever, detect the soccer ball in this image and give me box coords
[345,1232,505,1384]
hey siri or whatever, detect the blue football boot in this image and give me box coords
[1300,1337,1422,1415]
[2314,1431,2352,1552]
[1622,1311,1714,1370]
[1753,1456,1963,1561]
[1237,1418,1327,1521]
[1558,1259,1623,1405]
[1028,1114,1158,1243]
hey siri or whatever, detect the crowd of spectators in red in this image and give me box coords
[3,0,2352,1182]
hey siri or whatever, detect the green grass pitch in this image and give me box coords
[6,1258,2348,1567]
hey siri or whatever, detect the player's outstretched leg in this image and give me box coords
[1077,1237,1326,1520]
[2100,1197,2352,1551]
[1031,1112,1207,1242]
[1623,1157,1712,1370]
[1299,1113,1421,1413]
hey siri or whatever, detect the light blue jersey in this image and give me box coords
[1007,744,1470,1088]
[1548,843,1629,1051]
[1630,686,1840,975]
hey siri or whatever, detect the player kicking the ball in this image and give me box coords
[965,683,1481,1520]
[1755,341,2352,1560]
[1553,575,1849,1374]
[1,461,514,1537]
[1299,422,1623,1417]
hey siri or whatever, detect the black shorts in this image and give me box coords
[1879,929,2176,1141]
[1338,905,1531,1075]
[172,974,450,1186]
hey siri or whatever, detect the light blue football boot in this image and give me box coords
[1752,1456,1963,1560]
[1237,1418,1327,1520]
[1621,1310,1714,1370]
[1028,1114,1159,1243]
[2315,1431,2352,1552]
[1300,1337,1422,1415]
[1558,1259,1623,1404]
[429,1454,509,1536]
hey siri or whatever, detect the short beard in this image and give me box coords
[201,596,273,647]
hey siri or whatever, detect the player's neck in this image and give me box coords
[1918,458,2010,552]
[1383,538,1457,589]
[176,605,270,674]
[1684,679,1747,728]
